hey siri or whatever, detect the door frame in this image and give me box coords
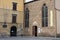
[32,26,37,37]
[10,26,17,37]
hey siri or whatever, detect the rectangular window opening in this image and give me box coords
[13,2,17,10]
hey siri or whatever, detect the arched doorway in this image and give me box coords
[10,26,17,36]
[32,26,37,37]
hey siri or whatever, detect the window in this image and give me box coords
[25,8,29,28]
[3,22,7,28]
[13,2,17,10]
[12,14,17,23]
[3,24,7,28]
[42,4,48,27]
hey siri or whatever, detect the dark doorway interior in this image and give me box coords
[33,26,37,37]
[10,26,17,37]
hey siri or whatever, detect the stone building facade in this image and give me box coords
[0,0,24,37]
[24,0,56,37]
[0,0,58,37]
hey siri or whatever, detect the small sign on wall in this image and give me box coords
[38,28,41,33]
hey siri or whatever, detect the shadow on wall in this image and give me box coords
[56,34,60,38]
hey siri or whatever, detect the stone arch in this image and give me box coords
[10,26,17,36]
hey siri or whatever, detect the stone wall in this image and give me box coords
[25,0,56,37]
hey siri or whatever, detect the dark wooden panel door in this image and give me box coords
[10,26,17,37]
[32,26,37,37]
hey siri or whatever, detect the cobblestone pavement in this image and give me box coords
[0,36,60,40]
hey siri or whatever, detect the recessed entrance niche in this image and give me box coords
[32,26,37,37]
[10,26,17,37]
